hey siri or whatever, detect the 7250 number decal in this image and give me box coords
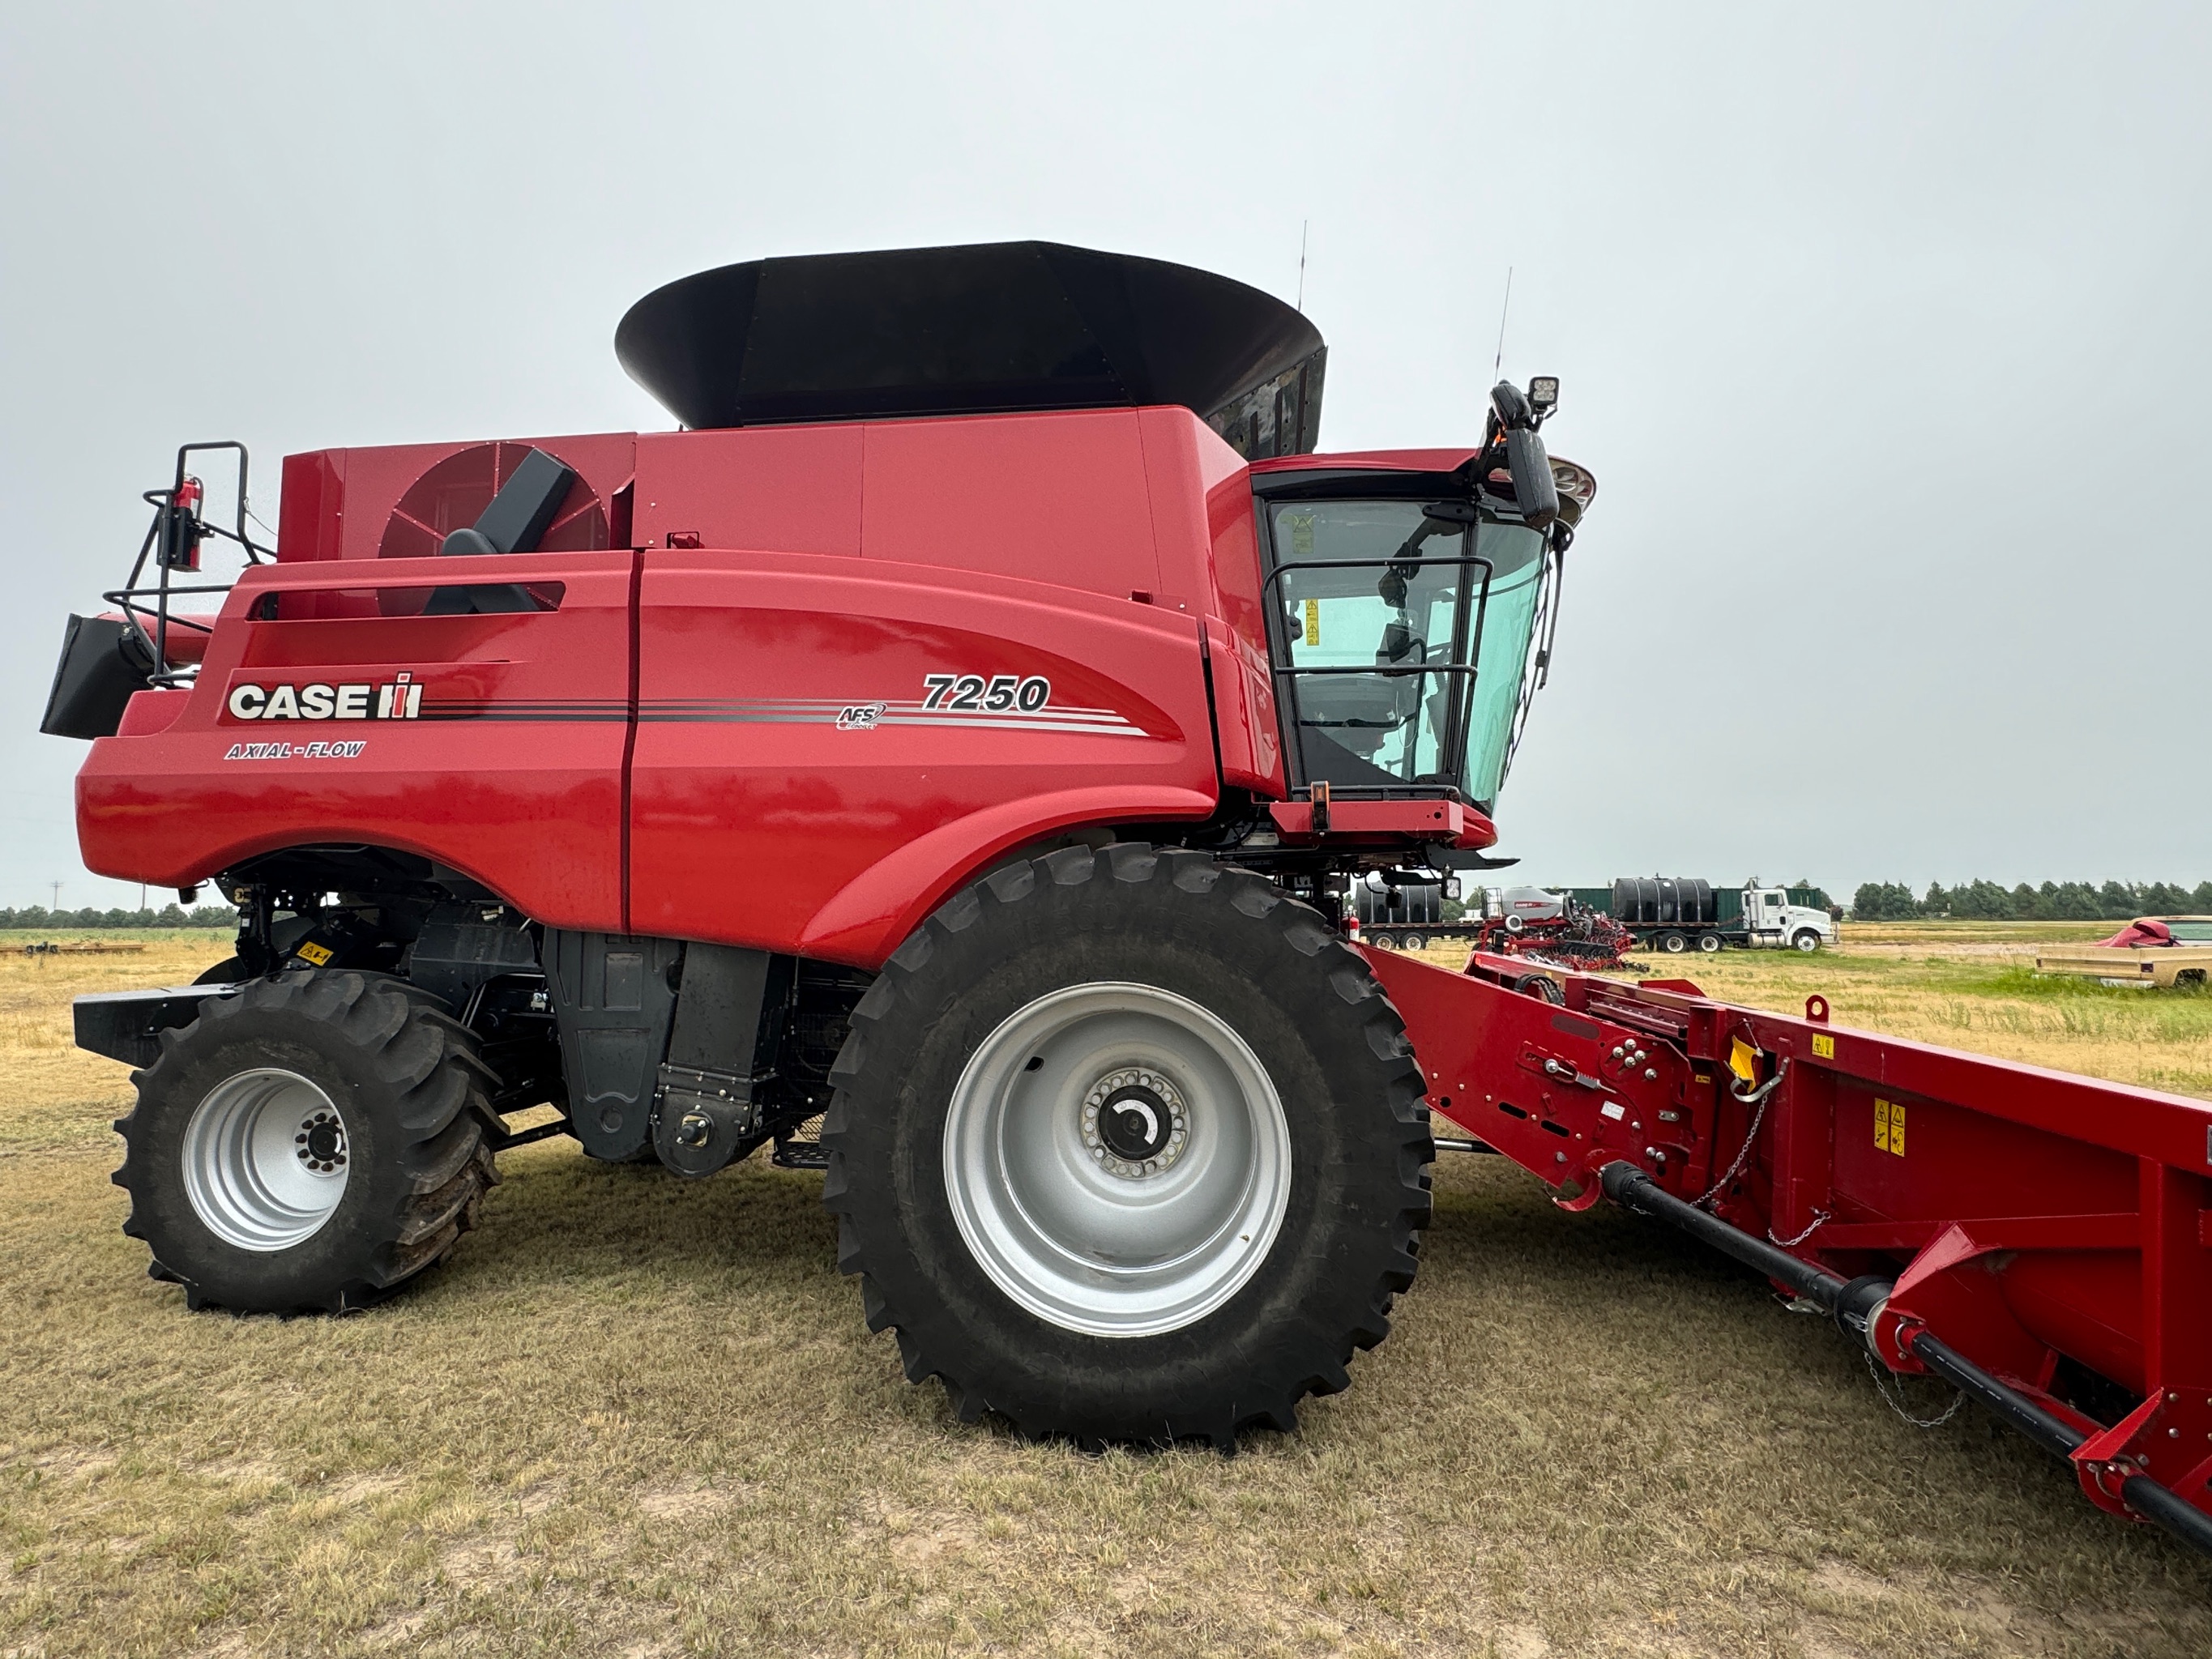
[923,673,1052,713]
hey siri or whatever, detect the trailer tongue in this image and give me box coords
[1368,946,2212,1554]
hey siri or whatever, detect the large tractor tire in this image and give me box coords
[822,844,1432,1448]
[113,971,499,1313]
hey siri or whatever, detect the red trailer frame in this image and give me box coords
[1366,946,2212,1549]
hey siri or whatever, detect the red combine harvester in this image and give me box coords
[41,243,2212,1552]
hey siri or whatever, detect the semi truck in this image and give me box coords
[1561,877,1838,953]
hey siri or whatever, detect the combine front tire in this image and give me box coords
[822,845,1432,1447]
[113,971,498,1313]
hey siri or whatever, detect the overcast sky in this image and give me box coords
[3,2,2206,910]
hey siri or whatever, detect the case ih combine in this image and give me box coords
[41,242,2212,1554]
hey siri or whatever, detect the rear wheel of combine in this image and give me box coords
[822,844,1431,1448]
[1791,930,1821,953]
[1660,932,1689,954]
[113,971,499,1313]
[1696,932,1723,955]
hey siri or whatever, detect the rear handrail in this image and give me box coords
[112,441,275,687]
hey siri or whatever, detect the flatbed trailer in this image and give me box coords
[1369,946,2212,1553]
[1357,920,1480,952]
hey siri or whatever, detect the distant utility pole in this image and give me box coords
[50,880,62,911]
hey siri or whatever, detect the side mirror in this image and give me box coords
[1503,428,1560,531]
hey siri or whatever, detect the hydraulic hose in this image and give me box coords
[1598,1161,2212,1559]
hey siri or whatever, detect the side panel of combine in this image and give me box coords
[627,549,1219,966]
[76,551,636,930]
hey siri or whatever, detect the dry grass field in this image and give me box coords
[4,924,2210,1657]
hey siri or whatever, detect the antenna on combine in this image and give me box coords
[1492,266,1515,380]
[1296,220,1309,313]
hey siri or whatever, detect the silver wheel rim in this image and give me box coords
[942,982,1292,1338]
[181,1068,351,1251]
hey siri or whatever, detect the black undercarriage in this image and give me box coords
[197,844,868,1176]
[172,821,1457,1179]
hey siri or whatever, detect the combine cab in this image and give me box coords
[42,242,2212,1553]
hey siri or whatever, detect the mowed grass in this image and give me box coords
[3,928,2210,1657]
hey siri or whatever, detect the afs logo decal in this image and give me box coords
[228,672,422,722]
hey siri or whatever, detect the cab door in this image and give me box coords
[1756,889,1785,940]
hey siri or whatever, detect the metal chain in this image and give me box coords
[1863,1349,1966,1430]
[1768,1208,1831,1247]
[1693,1060,1789,1209]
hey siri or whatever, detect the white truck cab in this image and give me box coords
[1744,886,1838,952]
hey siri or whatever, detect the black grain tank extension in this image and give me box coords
[1354,881,1442,928]
[614,241,1327,460]
[1612,877,1715,928]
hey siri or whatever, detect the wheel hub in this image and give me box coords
[1083,1068,1186,1177]
[296,1111,348,1173]
[942,982,1292,1338]
[181,1068,352,1252]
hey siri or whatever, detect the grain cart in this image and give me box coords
[42,243,2212,1553]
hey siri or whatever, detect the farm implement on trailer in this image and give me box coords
[41,241,2212,1555]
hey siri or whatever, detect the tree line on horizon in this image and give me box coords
[1851,880,2212,922]
[0,903,238,931]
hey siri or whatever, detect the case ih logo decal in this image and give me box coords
[227,673,422,722]
[217,671,1143,735]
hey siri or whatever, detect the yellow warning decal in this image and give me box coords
[1875,1098,1906,1157]
[1811,1033,1835,1060]
[295,940,333,966]
[1303,598,1320,647]
[1727,1038,1758,1085]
